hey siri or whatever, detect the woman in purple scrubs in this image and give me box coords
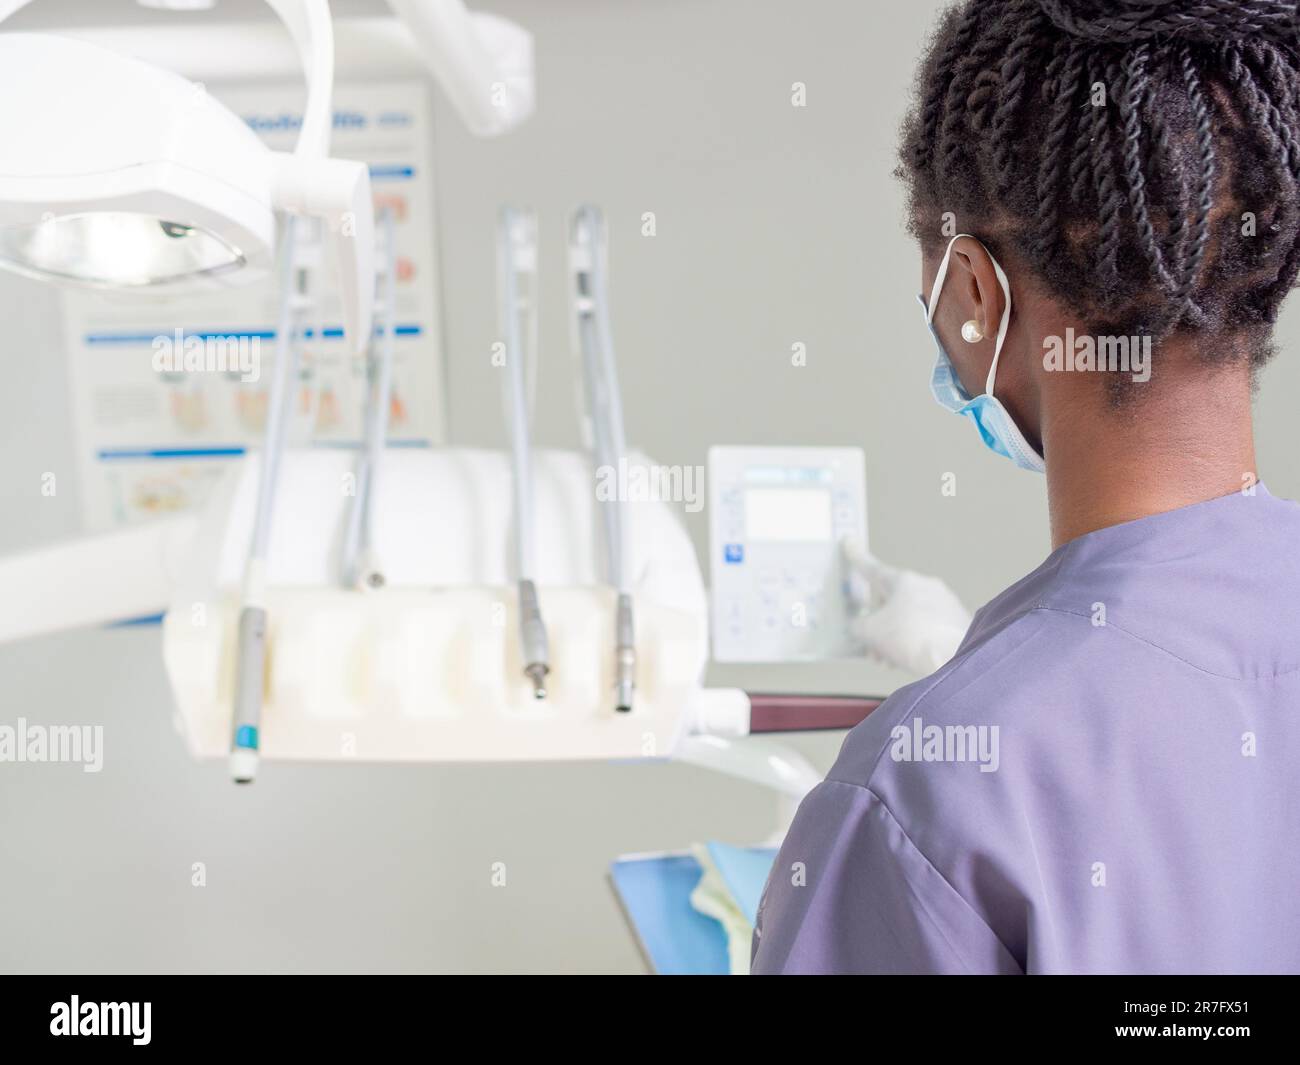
[753,0,1300,974]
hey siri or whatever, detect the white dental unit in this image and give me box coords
[0,0,882,808]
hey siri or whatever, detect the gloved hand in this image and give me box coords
[841,538,973,678]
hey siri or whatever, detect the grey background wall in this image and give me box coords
[1,0,1297,973]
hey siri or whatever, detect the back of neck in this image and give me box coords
[1042,360,1257,549]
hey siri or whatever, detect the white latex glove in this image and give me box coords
[841,538,973,678]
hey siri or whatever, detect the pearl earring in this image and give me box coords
[961,320,983,343]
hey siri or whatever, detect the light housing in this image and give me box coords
[0,212,247,288]
[0,1,374,353]
[0,32,277,288]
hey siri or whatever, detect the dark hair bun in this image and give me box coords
[1037,0,1299,47]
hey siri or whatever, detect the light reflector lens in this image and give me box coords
[0,211,245,287]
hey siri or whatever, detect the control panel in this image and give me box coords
[708,446,867,662]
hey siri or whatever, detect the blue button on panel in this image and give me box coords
[723,543,744,564]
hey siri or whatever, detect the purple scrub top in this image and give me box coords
[752,486,1300,974]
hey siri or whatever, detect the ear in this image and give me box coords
[950,236,1007,344]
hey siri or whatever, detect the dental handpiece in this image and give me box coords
[342,207,398,591]
[519,578,549,699]
[229,216,305,783]
[570,206,636,713]
[615,592,635,712]
[498,208,550,698]
[230,578,267,785]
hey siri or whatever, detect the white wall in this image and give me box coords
[2,0,1298,973]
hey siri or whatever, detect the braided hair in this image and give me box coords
[899,0,1300,377]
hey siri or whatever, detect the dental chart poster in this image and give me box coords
[64,81,446,531]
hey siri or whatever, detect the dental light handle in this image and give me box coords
[230,216,303,783]
[271,154,374,356]
[498,207,548,696]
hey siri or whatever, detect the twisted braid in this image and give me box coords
[938,17,1008,189]
[1174,45,1215,319]
[1067,62,1098,208]
[1145,44,1188,272]
[1238,43,1300,181]
[1121,44,1177,293]
[1238,42,1300,315]
[1038,0,1298,45]
[992,3,1050,199]
[1094,56,1125,287]
[912,5,983,170]
[1035,46,1087,262]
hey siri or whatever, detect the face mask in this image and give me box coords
[920,233,1045,474]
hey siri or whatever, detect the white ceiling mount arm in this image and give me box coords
[0,0,35,24]
[385,0,534,137]
[0,0,332,158]
[264,0,334,158]
[20,3,533,141]
[263,0,374,352]
[0,516,199,645]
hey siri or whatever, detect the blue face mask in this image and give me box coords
[921,233,1045,474]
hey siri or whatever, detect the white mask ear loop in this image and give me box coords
[925,233,965,326]
[925,234,1014,398]
[983,247,1013,397]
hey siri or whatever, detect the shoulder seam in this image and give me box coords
[854,608,1058,787]
[1029,605,1300,680]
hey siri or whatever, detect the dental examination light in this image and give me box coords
[498,208,550,699]
[569,206,636,713]
[341,207,400,591]
[0,0,374,355]
[0,0,375,784]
